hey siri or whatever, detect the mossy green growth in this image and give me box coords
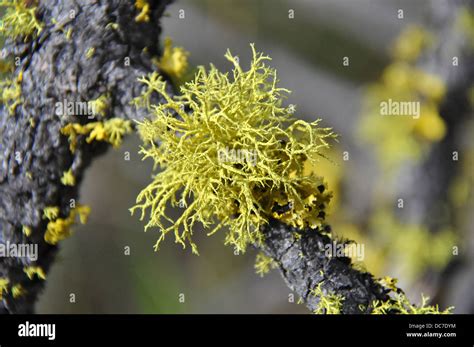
[0,0,42,40]
[311,282,344,314]
[131,44,336,254]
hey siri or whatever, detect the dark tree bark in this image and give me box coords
[260,219,389,313]
[0,0,171,313]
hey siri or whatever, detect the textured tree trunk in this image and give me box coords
[0,0,171,313]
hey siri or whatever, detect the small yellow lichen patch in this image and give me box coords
[155,37,189,79]
[85,47,95,59]
[378,276,399,292]
[135,0,150,22]
[102,118,132,148]
[44,204,90,245]
[65,28,72,40]
[371,293,453,314]
[254,252,278,277]
[43,206,60,221]
[0,278,9,300]
[24,266,46,280]
[0,78,22,115]
[61,168,75,186]
[311,282,344,314]
[88,94,109,118]
[11,284,25,298]
[61,118,132,152]
[22,225,32,237]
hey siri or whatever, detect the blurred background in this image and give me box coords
[36,0,473,313]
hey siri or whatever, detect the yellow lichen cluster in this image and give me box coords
[0,0,43,40]
[254,252,278,277]
[0,77,22,115]
[135,0,150,23]
[43,205,90,245]
[154,37,189,80]
[131,44,336,254]
[11,283,24,298]
[371,293,453,314]
[24,265,46,280]
[22,225,32,236]
[0,278,26,300]
[61,168,75,186]
[0,278,9,300]
[311,282,344,314]
[43,206,59,220]
[61,118,132,152]
[88,94,110,118]
[372,278,453,314]
[85,47,95,59]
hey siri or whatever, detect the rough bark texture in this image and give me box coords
[260,219,389,313]
[0,0,171,313]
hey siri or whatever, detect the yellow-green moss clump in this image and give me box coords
[131,44,335,254]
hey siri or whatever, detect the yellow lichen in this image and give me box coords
[0,278,9,300]
[311,282,344,314]
[44,204,90,245]
[85,47,95,59]
[155,37,189,79]
[61,118,132,152]
[24,266,46,280]
[60,168,75,186]
[254,252,278,277]
[11,283,24,298]
[135,0,150,23]
[43,206,60,221]
[22,225,32,236]
[0,0,43,40]
[0,77,22,115]
[371,293,453,314]
[131,44,336,254]
[88,94,109,118]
